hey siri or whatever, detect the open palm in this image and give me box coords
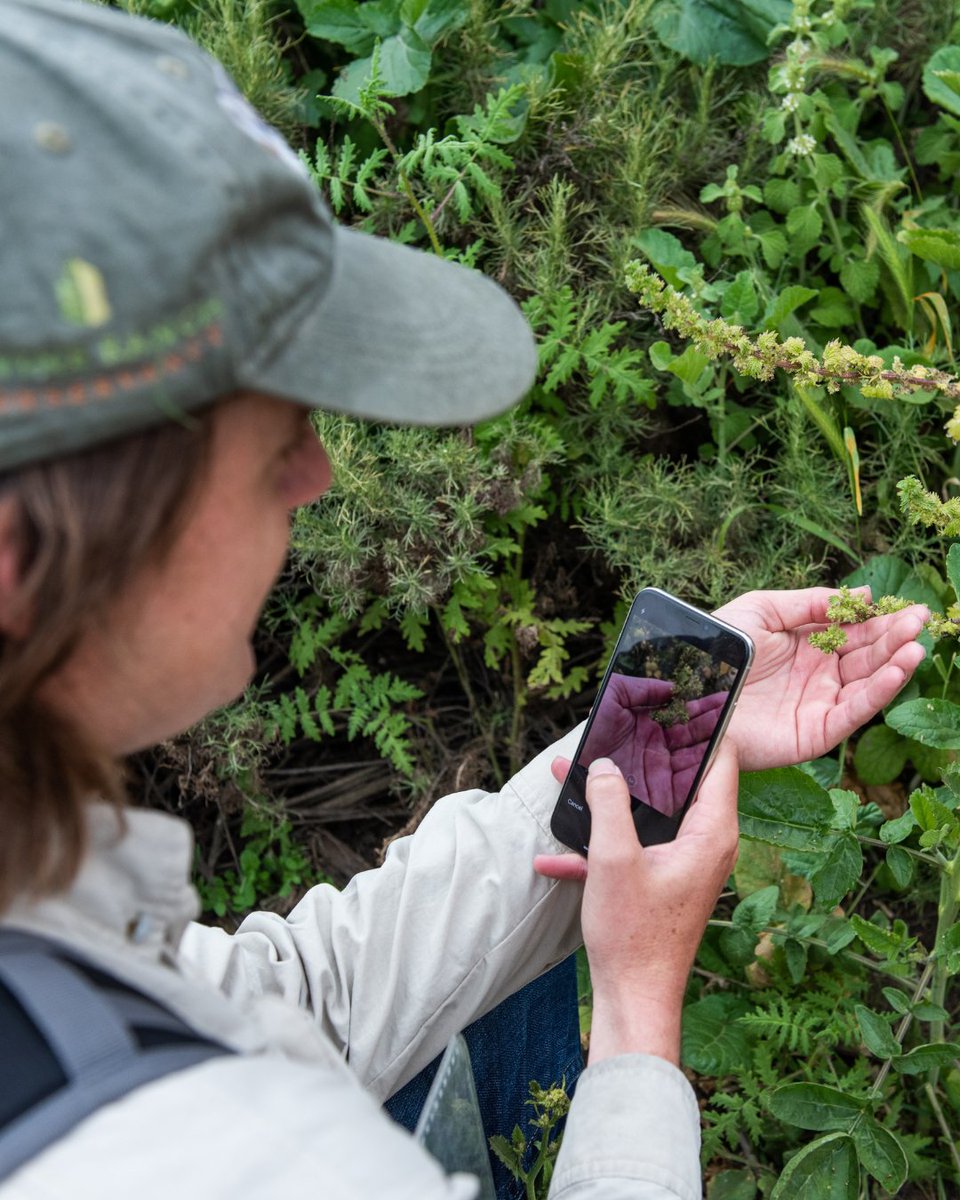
[713,587,928,772]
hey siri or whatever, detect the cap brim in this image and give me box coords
[239,226,537,426]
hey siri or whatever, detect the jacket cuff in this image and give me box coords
[550,1054,702,1199]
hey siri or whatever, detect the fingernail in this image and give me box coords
[588,757,622,777]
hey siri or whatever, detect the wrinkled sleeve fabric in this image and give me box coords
[180,728,586,1098]
[551,1057,703,1199]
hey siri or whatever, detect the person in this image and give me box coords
[0,2,930,1197]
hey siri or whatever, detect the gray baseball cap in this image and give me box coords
[0,0,537,472]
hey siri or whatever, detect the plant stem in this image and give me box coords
[441,625,505,789]
[928,852,960,1086]
[925,1081,960,1179]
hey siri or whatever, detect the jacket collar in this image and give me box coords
[2,803,199,962]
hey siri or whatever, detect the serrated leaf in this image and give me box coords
[887,698,960,749]
[721,270,760,324]
[849,914,914,960]
[811,833,863,907]
[732,884,779,932]
[893,1042,960,1074]
[829,789,860,831]
[839,257,880,303]
[851,1118,908,1192]
[763,178,801,213]
[766,1083,867,1131]
[898,227,960,271]
[769,1132,858,1200]
[923,46,960,114]
[762,285,818,331]
[681,993,753,1074]
[739,769,836,851]
[786,204,823,246]
[910,786,960,833]
[856,1005,900,1058]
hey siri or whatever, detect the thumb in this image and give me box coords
[585,757,637,858]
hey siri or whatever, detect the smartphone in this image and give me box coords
[551,587,754,851]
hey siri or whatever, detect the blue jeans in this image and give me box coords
[385,955,583,1200]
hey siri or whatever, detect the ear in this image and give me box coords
[0,496,30,639]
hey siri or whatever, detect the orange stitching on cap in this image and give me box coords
[206,324,223,348]
[118,371,136,391]
[93,376,114,398]
[67,382,87,406]
[163,352,185,373]
[0,390,38,411]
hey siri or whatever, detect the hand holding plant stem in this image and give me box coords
[713,586,928,771]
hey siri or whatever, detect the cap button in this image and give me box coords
[33,122,71,154]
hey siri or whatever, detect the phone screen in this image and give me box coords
[551,588,753,850]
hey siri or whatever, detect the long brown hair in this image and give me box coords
[0,413,214,913]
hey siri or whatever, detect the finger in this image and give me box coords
[828,648,924,742]
[838,607,928,685]
[585,758,637,861]
[717,586,871,632]
[551,755,571,784]
[676,742,740,843]
[610,674,675,708]
[534,853,588,881]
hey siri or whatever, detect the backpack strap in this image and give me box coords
[0,928,233,1183]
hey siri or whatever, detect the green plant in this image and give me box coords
[489,1079,571,1200]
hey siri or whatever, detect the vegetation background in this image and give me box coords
[104,0,960,1194]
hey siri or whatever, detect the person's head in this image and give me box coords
[0,0,536,909]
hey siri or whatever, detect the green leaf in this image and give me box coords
[721,270,760,324]
[786,204,823,247]
[760,504,857,558]
[682,993,753,1074]
[829,789,860,831]
[853,725,909,786]
[882,987,911,1015]
[784,937,808,983]
[839,257,880,303]
[769,1133,858,1200]
[811,833,863,907]
[301,0,385,52]
[732,884,779,932]
[893,1042,960,1074]
[739,769,836,851]
[936,923,960,975]
[652,0,792,66]
[923,46,960,116]
[763,177,801,213]
[851,1119,908,1192]
[947,542,960,602]
[843,555,943,611]
[855,1005,900,1058]
[763,285,818,331]
[910,785,960,832]
[766,1083,867,1131]
[633,228,699,289]
[879,809,916,844]
[887,698,960,749]
[885,845,914,888]
[898,228,960,271]
[707,1169,757,1200]
[334,27,433,101]
[406,0,467,43]
[849,914,915,961]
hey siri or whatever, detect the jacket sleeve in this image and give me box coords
[179,726,586,1099]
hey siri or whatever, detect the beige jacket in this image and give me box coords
[1,729,702,1199]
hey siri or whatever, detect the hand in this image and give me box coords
[535,746,739,1065]
[714,587,928,773]
[580,674,726,815]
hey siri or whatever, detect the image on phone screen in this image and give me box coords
[552,589,753,850]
